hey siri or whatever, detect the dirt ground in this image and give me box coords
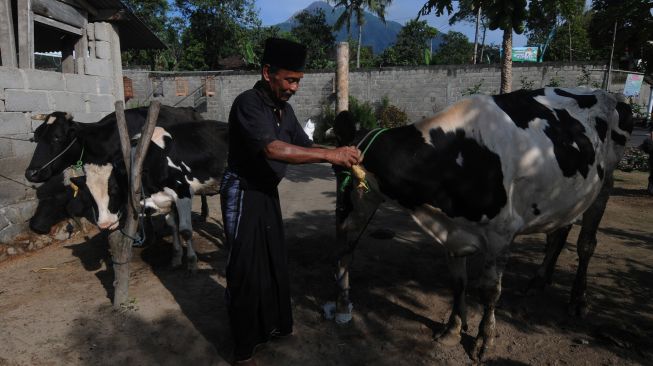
[1,164,652,366]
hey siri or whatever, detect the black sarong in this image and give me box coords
[220,169,293,361]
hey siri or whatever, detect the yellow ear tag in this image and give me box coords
[70,181,79,198]
[351,164,369,192]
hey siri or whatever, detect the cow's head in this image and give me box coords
[25,112,82,182]
[70,163,127,230]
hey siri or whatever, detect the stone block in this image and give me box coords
[0,67,26,89]
[25,69,66,91]
[97,77,112,94]
[84,57,110,77]
[75,58,85,74]
[0,112,30,134]
[52,91,86,112]
[65,74,98,93]
[4,90,50,111]
[95,41,111,60]
[87,94,115,112]
[93,22,110,42]
[0,100,4,112]
[86,23,95,41]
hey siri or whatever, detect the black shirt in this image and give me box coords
[227,80,313,189]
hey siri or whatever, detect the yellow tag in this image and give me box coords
[351,165,370,192]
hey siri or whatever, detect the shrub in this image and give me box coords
[618,147,650,172]
[377,96,408,129]
[349,96,377,130]
[462,79,484,96]
[313,103,336,145]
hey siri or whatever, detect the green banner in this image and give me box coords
[512,47,539,62]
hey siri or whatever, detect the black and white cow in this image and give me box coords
[24,106,209,234]
[74,120,229,271]
[331,87,632,361]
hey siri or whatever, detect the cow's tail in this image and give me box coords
[615,99,634,135]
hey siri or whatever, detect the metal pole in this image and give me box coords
[606,20,617,91]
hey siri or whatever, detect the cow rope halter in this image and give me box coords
[33,138,79,173]
[338,128,388,193]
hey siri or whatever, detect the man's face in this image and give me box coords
[263,65,304,102]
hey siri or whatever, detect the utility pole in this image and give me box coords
[473,5,481,64]
[568,21,572,62]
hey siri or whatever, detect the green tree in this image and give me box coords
[291,10,336,69]
[175,0,260,70]
[421,0,528,93]
[391,19,438,65]
[432,31,474,64]
[330,0,393,68]
[121,0,173,70]
[589,0,653,74]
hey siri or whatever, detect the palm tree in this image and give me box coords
[331,0,392,68]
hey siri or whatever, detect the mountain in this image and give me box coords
[274,1,403,54]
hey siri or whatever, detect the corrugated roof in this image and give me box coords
[86,0,167,50]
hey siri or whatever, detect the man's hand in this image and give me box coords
[324,146,361,168]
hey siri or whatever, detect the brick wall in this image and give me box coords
[124,62,649,126]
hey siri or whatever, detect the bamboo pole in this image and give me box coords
[109,100,160,307]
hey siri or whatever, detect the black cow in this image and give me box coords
[330,87,632,361]
[74,121,229,271]
[29,168,95,235]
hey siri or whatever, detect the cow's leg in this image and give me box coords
[527,224,573,292]
[165,212,184,268]
[569,174,613,318]
[200,194,209,221]
[436,255,468,346]
[471,245,510,362]
[175,196,198,273]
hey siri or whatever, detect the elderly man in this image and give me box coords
[220,38,360,365]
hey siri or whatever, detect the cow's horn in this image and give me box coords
[31,113,48,120]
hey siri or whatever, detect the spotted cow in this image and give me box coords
[73,120,229,271]
[331,87,632,360]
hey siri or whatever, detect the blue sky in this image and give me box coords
[254,0,529,47]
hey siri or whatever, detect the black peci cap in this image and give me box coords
[262,38,307,72]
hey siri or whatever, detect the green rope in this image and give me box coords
[338,128,388,193]
[71,146,84,171]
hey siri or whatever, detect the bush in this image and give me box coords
[313,103,337,145]
[377,96,408,129]
[349,96,377,130]
[618,147,650,172]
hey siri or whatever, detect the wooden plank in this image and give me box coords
[58,0,97,16]
[32,0,86,28]
[0,0,17,67]
[33,14,82,35]
[17,0,34,69]
[61,37,75,73]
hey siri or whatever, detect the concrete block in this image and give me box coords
[12,137,34,157]
[0,112,30,134]
[0,67,26,89]
[93,22,110,41]
[52,91,86,112]
[4,90,50,111]
[87,94,115,112]
[72,112,108,123]
[86,23,95,41]
[0,139,13,159]
[88,40,96,58]
[84,57,110,77]
[25,69,65,91]
[0,100,4,112]
[75,58,85,74]
[97,78,112,94]
[65,74,97,93]
[95,41,111,60]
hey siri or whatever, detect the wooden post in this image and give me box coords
[336,42,349,113]
[0,0,17,67]
[17,0,34,69]
[109,100,160,307]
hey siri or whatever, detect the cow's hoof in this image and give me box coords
[334,302,353,324]
[567,299,589,318]
[471,334,493,362]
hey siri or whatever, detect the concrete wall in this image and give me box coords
[0,22,123,246]
[124,62,650,126]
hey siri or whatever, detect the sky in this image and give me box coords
[253,0,529,47]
